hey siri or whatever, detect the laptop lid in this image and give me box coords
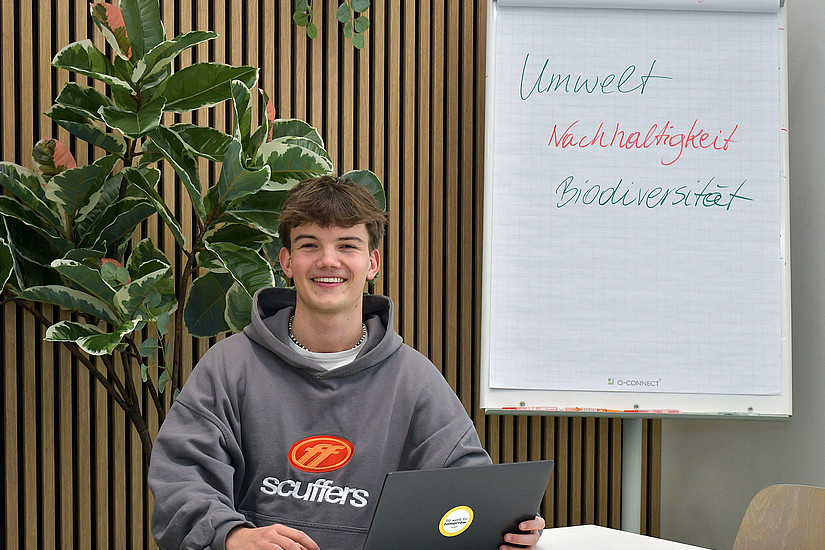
[362,460,554,550]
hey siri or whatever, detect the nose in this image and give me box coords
[317,245,341,268]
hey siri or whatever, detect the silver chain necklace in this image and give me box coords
[288,315,367,352]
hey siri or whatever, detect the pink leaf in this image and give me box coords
[90,2,132,58]
[51,139,77,170]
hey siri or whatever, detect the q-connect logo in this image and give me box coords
[609,378,662,387]
[289,435,354,473]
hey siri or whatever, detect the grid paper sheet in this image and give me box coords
[488,6,782,395]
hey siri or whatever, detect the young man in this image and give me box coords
[148,176,545,549]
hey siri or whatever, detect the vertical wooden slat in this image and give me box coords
[428,0,445,380]
[2,315,17,550]
[415,0,431,358]
[355,10,371,188]
[385,1,401,323]
[400,1,416,346]
[555,418,569,526]
[443,0,460,391]
[583,417,597,524]
[542,417,556,525]
[310,5,325,141]
[339,2,355,173]
[458,0,475,411]
[18,2,39,545]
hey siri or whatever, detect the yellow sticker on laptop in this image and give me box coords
[439,505,474,537]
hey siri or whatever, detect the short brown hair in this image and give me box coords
[278,175,387,251]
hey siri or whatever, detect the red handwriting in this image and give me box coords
[548,120,738,166]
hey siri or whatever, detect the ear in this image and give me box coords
[368,249,380,280]
[278,247,293,279]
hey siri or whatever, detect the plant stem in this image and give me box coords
[12,298,132,412]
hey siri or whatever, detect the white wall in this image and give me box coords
[659,1,825,549]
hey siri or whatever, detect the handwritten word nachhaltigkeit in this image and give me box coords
[555,176,752,210]
[549,120,739,166]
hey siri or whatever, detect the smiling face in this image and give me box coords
[279,223,380,322]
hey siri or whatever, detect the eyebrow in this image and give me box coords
[292,234,367,244]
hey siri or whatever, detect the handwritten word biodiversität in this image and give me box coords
[549,120,739,166]
[520,56,671,99]
[555,176,752,210]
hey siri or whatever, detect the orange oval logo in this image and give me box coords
[288,435,354,473]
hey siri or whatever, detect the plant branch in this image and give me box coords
[99,353,129,401]
[127,339,164,417]
[11,297,133,411]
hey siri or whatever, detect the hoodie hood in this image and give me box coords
[243,287,404,378]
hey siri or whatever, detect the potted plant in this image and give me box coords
[0,0,382,469]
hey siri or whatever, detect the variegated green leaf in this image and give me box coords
[44,320,104,342]
[123,168,186,248]
[31,138,78,180]
[114,265,172,321]
[204,223,272,249]
[169,124,232,162]
[55,82,112,121]
[46,105,127,155]
[223,190,288,236]
[50,258,117,305]
[269,118,324,145]
[17,285,120,324]
[199,224,272,274]
[230,80,253,144]
[183,271,234,337]
[224,282,253,332]
[0,238,13,292]
[0,164,63,232]
[77,319,141,355]
[1,216,71,270]
[204,241,275,298]
[147,126,205,219]
[3,219,58,290]
[45,165,102,218]
[257,136,333,186]
[204,140,270,212]
[126,238,171,279]
[91,199,156,250]
[164,63,258,113]
[51,39,133,92]
[100,95,165,139]
[119,0,165,60]
[0,197,72,254]
[133,30,217,82]
[0,163,47,199]
[74,173,124,239]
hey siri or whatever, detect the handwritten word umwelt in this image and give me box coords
[549,120,739,166]
[555,176,752,210]
[520,56,671,100]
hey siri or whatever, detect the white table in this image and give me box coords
[537,525,711,550]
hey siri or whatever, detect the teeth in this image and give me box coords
[313,277,345,283]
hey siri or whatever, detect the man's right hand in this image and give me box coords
[225,524,320,550]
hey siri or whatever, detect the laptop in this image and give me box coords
[362,460,554,550]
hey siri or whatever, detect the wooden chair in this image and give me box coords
[732,484,825,550]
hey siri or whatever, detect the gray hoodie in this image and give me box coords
[148,287,491,549]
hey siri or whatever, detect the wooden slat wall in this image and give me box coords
[0,1,661,547]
